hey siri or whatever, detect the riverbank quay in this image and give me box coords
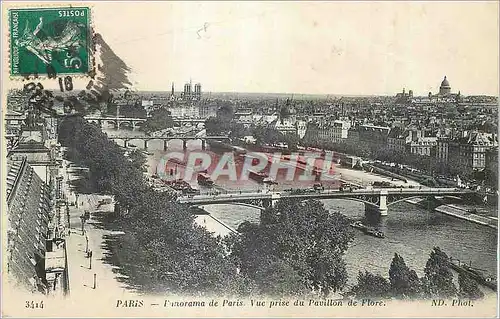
[405,198,497,229]
[194,214,237,237]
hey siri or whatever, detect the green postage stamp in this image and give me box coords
[9,7,91,77]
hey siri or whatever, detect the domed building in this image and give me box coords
[439,76,451,96]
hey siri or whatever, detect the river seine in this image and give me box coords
[105,128,498,287]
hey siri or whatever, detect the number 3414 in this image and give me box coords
[25,300,44,309]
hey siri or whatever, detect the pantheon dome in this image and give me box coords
[439,76,451,95]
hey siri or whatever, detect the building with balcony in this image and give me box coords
[436,137,450,162]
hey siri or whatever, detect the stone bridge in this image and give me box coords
[110,136,230,150]
[85,116,206,130]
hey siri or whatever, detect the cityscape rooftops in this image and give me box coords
[456,131,498,145]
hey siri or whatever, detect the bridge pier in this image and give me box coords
[271,192,281,207]
[144,140,148,150]
[421,196,442,211]
[262,199,272,209]
[163,140,168,151]
[379,194,388,216]
[364,192,388,217]
[123,139,128,148]
[183,140,187,151]
[201,140,206,150]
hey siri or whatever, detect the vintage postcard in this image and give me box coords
[1,1,498,318]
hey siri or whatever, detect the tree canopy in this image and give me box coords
[229,199,354,297]
[458,272,484,300]
[351,271,391,299]
[348,247,487,301]
[389,253,421,299]
[141,108,174,134]
[423,247,457,298]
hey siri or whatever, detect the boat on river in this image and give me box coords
[197,172,214,187]
[350,221,385,238]
[364,228,385,238]
[449,259,497,290]
[249,169,269,183]
[167,179,200,195]
[263,177,278,185]
[350,220,367,231]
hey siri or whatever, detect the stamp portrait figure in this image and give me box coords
[9,7,91,76]
[16,17,84,66]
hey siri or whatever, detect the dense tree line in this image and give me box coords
[58,116,354,296]
[59,115,239,294]
[351,247,484,300]
[140,108,174,134]
[301,138,497,187]
[205,103,249,139]
[226,199,354,297]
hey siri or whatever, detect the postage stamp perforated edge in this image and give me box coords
[6,3,96,81]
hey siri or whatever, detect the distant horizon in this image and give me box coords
[87,2,498,96]
[136,89,499,98]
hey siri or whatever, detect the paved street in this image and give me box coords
[61,159,137,299]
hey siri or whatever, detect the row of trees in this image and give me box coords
[302,137,495,186]
[140,108,175,134]
[58,115,354,296]
[351,248,484,300]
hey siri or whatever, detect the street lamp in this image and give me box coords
[88,250,93,269]
[79,214,86,235]
[85,234,89,253]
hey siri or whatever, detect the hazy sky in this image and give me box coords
[79,2,499,95]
